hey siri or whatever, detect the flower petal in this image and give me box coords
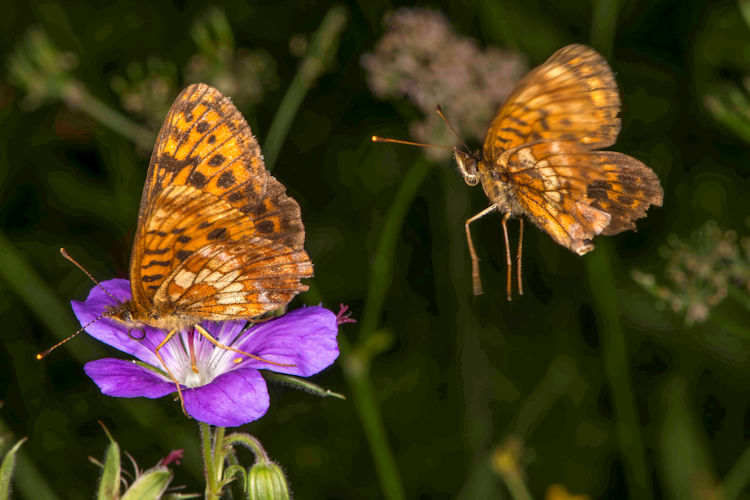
[183,369,269,426]
[237,306,339,377]
[71,279,164,366]
[84,358,175,398]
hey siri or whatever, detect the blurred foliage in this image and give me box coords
[2,0,750,499]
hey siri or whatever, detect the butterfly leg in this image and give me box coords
[465,204,497,296]
[153,328,188,417]
[193,324,295,368]
[517,218,524,296]
[501,212,513,301]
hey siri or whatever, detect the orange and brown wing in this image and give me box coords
[153,237,312,320]
[483,44,621,162]
[130,84,308,310]
[498,141,663,254]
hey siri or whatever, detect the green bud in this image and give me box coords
[121,466,172,500]
[246,461,290,500]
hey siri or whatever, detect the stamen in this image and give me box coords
[188,328,199,374]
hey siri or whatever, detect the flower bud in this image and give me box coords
[246,461,290,500]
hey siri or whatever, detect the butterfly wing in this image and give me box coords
[483,44,621,163]
[129,84,310,317]
[153,236,312,320]
[496,141,663,254]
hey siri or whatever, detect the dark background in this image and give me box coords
[1,1,750,498]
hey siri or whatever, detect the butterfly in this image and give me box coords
[375,44,663,299]
[93,83,312,405]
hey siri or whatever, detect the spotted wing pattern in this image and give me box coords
[483,44,621,163]
[129,83,311,320]
[497,141,663,255]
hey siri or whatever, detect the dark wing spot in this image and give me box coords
[171,227,185,234]
[587,180,612,200]
[176,250,192,261]
[188,171,208,188]
[217,170,235,188]
[142,259,170,269]
[252,203,267,216]
[145,248,170,255]
[185,112,194,122]
[208,154,225,167]
[142,274,164,282]
[208,134,216,144]
[177,235,192,243]
[160,153,199,175]
[257,220,275,233]
[207,227,228,240]
[618,194,634,206]
[228,191,245,203]
[146,230,167,237]
[198,221,212,229]
[196,121,209,133]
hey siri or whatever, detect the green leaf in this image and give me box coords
[0,438,27,500]
[97,427,121,500]
[263,372,345,399]
[121,467,172,500]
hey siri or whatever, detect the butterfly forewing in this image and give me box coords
[483,44,621,163]
[128,83,311,322]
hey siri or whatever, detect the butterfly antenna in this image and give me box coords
[36,311,107,359]
[371,136,455,151]
[60,248,121,304]
[435,105,470,152]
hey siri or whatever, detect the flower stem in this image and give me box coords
[223,433,270,463]
[59,82,155,149]
[588,8,652,497]
[201,423,221,500]
[341,156,431,500]
[263,5,348,170]
[585,245,651,498]
[720,441,750,499]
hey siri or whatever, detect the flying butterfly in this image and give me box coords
[374,44,663,299]
[42,83,313,408]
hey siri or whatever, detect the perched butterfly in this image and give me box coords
[374,44,663,299]
[47,83,313,408]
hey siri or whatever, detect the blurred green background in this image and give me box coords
[2,0,750,498]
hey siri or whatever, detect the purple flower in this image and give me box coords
[72,279,339,427]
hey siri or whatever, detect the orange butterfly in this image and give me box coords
[375,44,663,299]
[54,84,313,407]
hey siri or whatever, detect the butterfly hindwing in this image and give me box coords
[502,141,662,254]
[483,44,621,163]
[154,237,312,320]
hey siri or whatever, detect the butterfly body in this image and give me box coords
[452,44,663,296]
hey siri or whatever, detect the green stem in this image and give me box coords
[224,433,270,463]
[590,0,622,58]
[341,157,431,500]
[588,9,651,497]
[201,423,220,500]
[358,158,430,344]
[60,82,155,149]
[585,246,651,497]
[213,426,226,485]
[263,5,347,170]
[721,442,750,499]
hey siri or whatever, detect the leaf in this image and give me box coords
[121,467,172,500]
[97,425,121,500]
[0,437,27,500]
